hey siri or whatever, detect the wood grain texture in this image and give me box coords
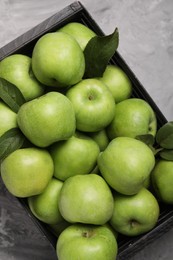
[0,1,173,259]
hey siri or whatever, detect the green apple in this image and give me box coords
[100,64,132,103]
[32,32,85,88]
[0,147,54,197]
[143,175,151,189]
[17,91,76,147]
[28,178,63,224]
[151,159,173,204]
[110,188,160,236]
[59,174,114,225]
[66,79,115,132]
[56,223,118,260]
[103,222,119,240]
[88,129,109,151]
[0,101,17,137]
[98,137,155,195]
[107,98,157,140]
[50,131,100,181]
[58,22,96,50]
[0,54,44,101]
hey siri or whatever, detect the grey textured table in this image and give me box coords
[0,0,173,259]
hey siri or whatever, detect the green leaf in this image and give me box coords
[136,134,155,147]
[159,149,173,161]
[0,77,26,113]
[0,128,26,162]
[156,121,173,149]
[84,28,119,78]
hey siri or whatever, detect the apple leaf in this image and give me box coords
[84,28,119,78]
[0,77,26,113]
[0,128,26,162]
[159,149,173,161]
[136,134,155,147]
[156,121,173,149]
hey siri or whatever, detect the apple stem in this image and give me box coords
[130,219,139,228]
[88,95,94,100]
[82,229,94,238]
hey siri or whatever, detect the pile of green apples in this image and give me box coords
[0,21,173,260]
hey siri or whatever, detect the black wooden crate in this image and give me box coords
[0,2,172,259]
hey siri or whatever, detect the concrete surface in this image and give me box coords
[0,0,173,259]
